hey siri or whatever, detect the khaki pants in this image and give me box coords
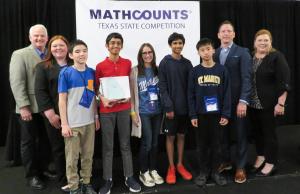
[64,123,95,190]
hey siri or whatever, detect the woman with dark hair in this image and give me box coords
[249,29,290,177]
[35,35,71,191]
[130,43,164,187]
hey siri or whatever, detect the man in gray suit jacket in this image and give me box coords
[214,20,252,184]
[9,24,50,190]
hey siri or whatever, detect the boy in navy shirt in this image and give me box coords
[188,38,231,186]
[159,32,193,184]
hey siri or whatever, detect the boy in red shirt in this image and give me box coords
[96,32,141,194]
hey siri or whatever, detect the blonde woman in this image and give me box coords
[249,29,290,176]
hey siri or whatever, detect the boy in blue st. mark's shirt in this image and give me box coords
[187,38,231,187]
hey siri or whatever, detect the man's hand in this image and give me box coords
[44,109,61,129]
[20,106,32,121]
[236,102,247,118]
[219,117,229,126]
[191,119,198,127]
[166,111,174,120]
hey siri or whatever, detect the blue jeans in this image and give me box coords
[139,113,162,173]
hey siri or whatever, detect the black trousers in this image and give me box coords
[248,107,278,164]
[43,117,66,180]
[195,114,223,174]
[18,113,51,178]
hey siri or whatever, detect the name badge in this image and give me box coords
[204,96,219,112]
[79,88,95,109]
[148,85,158,101]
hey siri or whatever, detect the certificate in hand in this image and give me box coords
[99,76,131,100]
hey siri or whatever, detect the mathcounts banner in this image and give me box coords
[76,0,200,68]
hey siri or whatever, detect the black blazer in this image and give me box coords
[254,50,291,110]
[35,60,71,114]
[215,43,252,106]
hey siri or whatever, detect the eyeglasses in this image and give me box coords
[142,51,153,55]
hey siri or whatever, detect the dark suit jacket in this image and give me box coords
[214,43,252,108]
[255,50,290,110]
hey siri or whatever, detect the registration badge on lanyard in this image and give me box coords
[148,85,158,101]
[79,88,94,108]
[204,96,219,112]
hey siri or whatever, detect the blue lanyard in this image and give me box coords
[75,67,90,100]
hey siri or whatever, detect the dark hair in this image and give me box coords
[218,20,235,32]
[168,32,185,46]
[43,35,71,68]
[105,32,123,45]
[68,39,88,53]
[137,43,158,76]
[196,38,214,50]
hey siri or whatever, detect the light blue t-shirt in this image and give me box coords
[137,67,161,114]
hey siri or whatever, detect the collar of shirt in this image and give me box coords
[106,56,121,64]
[221,42,233,52]
[59,63,67,68]
[34,48,47,59]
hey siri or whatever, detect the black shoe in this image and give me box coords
[125,176,141,193]
[70,188,81,194]
[211,173,227,186]
[43,170,58,180]
[59,176,70,193]
[98,180,113,194]
[27,176,46,190]
[256,166,276,177]
[82,184,96,194]
[60,184,70,193]
[218,162,233,173]
[194,173,207,187]
[250,161,265,173]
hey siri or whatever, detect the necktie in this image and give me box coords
[40,53,45,60]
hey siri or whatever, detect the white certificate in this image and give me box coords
[99,76,131,100]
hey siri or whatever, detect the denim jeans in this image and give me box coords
[139,113,162,173]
